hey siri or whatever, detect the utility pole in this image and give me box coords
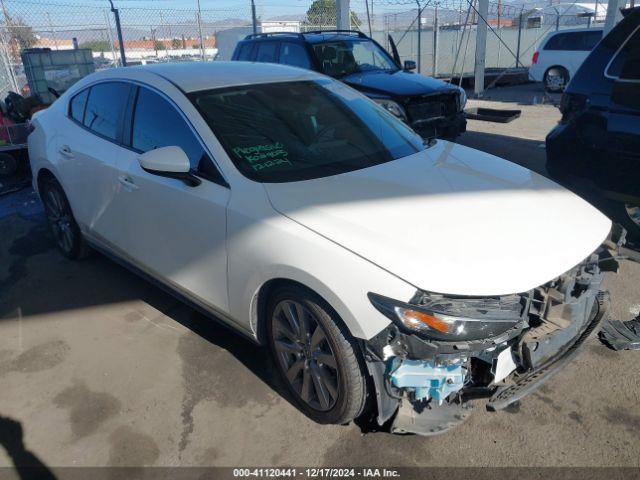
[196,0,205,60]
[46,12,58,50]
[604,0,625,35]
[336,0,350,30]
[151,27,157,56]
[365,0,372,36]
[515,6,524,68]
[108,0,126,66]
[416,0,422,74]
[433,4,439,76]
[103,9,118,67]
[473,0,489,95]
[250,0,257,35]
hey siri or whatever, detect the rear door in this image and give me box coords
[110,84,231,313]
[233,41,255,61]
[604,24,640,197]
[278,41,312,69]
[254,41,279,63]
[57,81,133,237]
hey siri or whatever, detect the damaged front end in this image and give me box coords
[363,245,618,435]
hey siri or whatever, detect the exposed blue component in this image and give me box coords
[390,359,465,405]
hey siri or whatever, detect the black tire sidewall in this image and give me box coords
[41,178,86,259]
[266,286,366,425]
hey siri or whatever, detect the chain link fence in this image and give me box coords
[369,0,609,79]
[0,0,616,100]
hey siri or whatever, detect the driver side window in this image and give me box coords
[132,88,204,170]
[131,87,225,184]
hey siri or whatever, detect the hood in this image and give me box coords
[264,141,611,296]
[342,70,458,98]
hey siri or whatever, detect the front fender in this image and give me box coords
[226,196,416,340]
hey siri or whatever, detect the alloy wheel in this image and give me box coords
[44,186,75,254]
[545,70,566,91]
[272,300,340,411]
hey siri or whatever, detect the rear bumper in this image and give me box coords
[528,65,544,82]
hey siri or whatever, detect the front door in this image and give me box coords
[110,85,231,314]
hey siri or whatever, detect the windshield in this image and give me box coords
[189,79,426,183]
[311,39,398,77]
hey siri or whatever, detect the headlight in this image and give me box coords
[373,99,407,121]
[368,291,524,342]
[457,87,467,111]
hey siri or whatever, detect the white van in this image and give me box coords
[529,27,603,92]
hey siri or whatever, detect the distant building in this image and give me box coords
[34,36,75,50]
[259,21,301,33]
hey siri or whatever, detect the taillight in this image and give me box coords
[532,51,539,65]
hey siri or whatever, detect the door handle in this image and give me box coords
[58,145,74,158]
[118,175,139,191]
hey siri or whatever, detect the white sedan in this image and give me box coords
[28,62,614,434]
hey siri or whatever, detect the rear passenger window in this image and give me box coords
[280,42,311,69]
[618,27,640,81]
[236,43,254,61]
[132,87,206,171]
[544,31,602,51]
[256,42,278,63]
[69,88,89,123]
[83,82,130,141]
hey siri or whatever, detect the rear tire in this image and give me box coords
[41,177,90,260]
[544,66,569,93]
[266,285,368,425]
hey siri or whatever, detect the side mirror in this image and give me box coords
[403,60,416,71]
[138,146,201,187]
[139,146,190,173]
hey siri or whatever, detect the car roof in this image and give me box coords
[242,31,370,44]
[87,61,320,93]
[546,27,604,37]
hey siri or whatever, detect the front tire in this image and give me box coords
[41,177,90,259]
[266,286,367,424]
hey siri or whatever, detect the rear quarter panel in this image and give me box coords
[28,105,63,195]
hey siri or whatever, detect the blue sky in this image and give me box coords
[27,0,420,17]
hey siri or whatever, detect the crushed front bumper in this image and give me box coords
[487,290,609,411]
[363,246,616,435]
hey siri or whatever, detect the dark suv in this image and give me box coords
[232,30,467,139]
[546,7,640,242]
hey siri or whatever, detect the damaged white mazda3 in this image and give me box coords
[28,62,619,434]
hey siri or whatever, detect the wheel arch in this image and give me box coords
[251,277,358,346]
[36,167,57,196]
[544,65,570,80]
